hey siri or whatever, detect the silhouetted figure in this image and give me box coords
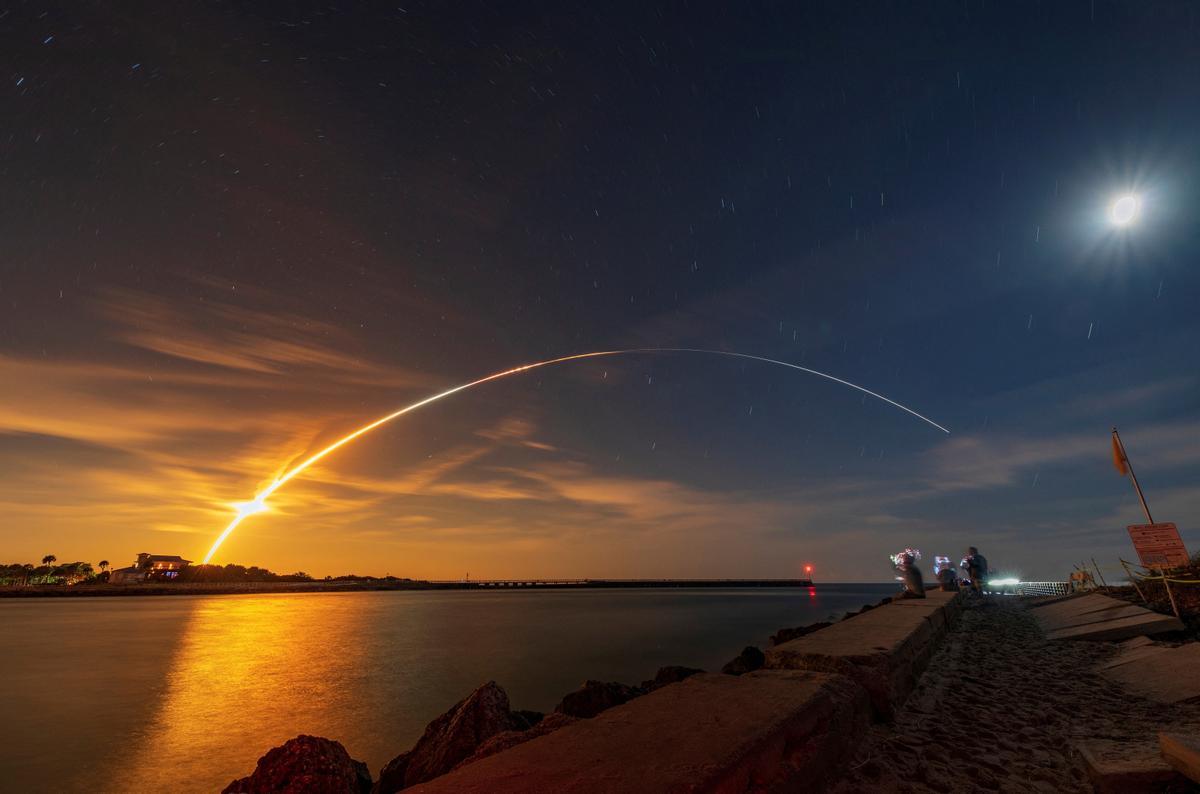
[933,555,959,591]
[891,548,926,599]
[961,547,989,593]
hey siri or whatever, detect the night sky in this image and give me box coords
[3,2,1199,581]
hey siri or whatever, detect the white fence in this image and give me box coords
[1010,581,1071,597]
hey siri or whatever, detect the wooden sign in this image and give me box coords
[1128,522,1189,569]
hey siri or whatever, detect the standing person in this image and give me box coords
[961,547,989,593]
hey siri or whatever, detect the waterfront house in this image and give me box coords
[108,553,192,584]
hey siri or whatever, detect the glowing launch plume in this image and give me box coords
[202,348,949,563]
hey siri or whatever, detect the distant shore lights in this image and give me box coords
[1109,194,1141,227]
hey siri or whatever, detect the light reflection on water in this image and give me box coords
[0,584,895,793]
[111,594,375,793]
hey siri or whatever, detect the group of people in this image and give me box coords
[892,547,989,598]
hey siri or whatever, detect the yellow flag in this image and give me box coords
[1112,434,1128,476]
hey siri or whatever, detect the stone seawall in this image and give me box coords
[406,590,963,793]
[766,589,962,719]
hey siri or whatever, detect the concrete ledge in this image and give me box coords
[1159,733,1200,784]
[1029,593,1118,618]
[1035,594,1154,628]
[1045,613,1184,642]
[1076,738,1187,793]
[1042,604,1160,631]
[1032,593,1184,642]
[1026,592,1082,608]
[406,671,869,794]
[1099,645,1169,672]
[764,590,962,719]
[1103,643,1200,704]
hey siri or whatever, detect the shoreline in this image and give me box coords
[220,589,937,792]
[220,591,1200,792]
[0,578,816,598]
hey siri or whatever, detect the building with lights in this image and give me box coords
[108,553,192,584]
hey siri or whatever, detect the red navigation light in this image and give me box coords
[803,564,814,574]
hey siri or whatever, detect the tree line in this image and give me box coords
[177,564,313,583]
[0,555,99,586]
[0,555,314,585]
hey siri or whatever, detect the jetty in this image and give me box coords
[225,587,1200,792]
[406,590,962,792]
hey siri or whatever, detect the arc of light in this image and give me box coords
[202,348,949,563]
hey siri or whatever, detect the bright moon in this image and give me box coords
[1109,194,1140,227]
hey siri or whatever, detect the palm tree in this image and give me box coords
[41,554,56,567]
[98,560,110,573]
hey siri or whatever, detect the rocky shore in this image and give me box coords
[222,598,894,793]
[222,591,1200,792]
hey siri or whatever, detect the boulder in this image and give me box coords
[640,665,704,691]
[554,680,645,718]
[769,622,831,647]
[512,709,543,728]
[223,735,371,794]
[373,681,525,793]
[720,645,765,676]
[456,712,580,768]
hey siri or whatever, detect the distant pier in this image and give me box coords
[0,577,815,597]
[425,578,815,589]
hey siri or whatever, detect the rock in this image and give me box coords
[222,735,371,794]
[554,680,645,718]
[512,709,543,728]
[769,622,831,647]
[456,712,580,769]
[640,665,704,691]
[373,681,525,793]
[720,646,765,676]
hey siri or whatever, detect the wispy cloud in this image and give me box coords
[98,288,429,386]
[916,418,1200,495]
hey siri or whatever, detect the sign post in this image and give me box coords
[1127,522,1189,570]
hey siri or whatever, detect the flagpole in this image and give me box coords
[1113,427,1154,524]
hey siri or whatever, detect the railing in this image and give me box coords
[1011,581,1071,597]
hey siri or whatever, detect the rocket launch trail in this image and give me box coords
[201,348,949,563]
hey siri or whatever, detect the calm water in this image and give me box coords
[0,584,894,792]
